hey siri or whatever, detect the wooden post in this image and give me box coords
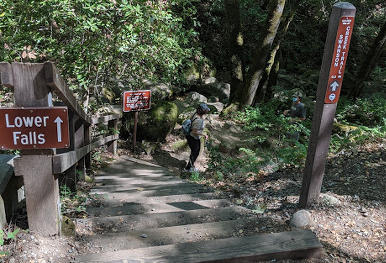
[299,2,356,208]
[76,123,87,180]
[3,62,61,235]
[84,124,91,171]
[60,110,77,191]
[133,111,139,149]
[107,119,118,155]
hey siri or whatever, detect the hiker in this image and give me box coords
[283,94,306,141]
[283,94,306,121]
[184,103,210,172]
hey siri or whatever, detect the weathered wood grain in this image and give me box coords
[76,230,322,263]
[0,62,14,88]
[11,62,51,107]
[92,114,120,125]
[14,155,60,236]
[53,135,118,174]
[44,62,92,125]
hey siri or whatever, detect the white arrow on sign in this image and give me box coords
[330,81,339,92]
[54,116,63,142]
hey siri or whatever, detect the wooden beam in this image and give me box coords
[52,135,118,174]
[44,62,92,125]
[75,230,322,263]
[92,114,121,125]
[0,62,14,88]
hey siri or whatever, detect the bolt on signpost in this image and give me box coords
[122,90,152,150]
[299,2,356,208]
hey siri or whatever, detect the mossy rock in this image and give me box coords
[171,140,188,152]
[61,216,75,237]
[138,102,179,141]
[221,103,239,117]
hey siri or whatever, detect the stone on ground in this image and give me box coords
[290,210,313,228]
[319,193,341,207]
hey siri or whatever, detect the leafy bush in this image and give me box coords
[0,0,202,111]
[336,97,386,127]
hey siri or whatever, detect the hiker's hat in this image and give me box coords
[197,103,210,114]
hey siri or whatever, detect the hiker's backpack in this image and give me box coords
[181,115,197,135]
[181,119,192,135]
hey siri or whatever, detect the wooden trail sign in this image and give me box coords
[122,90,152,149]
[324,16,355,104]
[0,107,69,150]
[299,2,356,208]
[123,90,151,112]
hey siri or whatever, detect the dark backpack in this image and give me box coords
[182,115,197,135]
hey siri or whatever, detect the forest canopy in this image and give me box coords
[0,0,385,109]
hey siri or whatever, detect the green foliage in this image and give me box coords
[0,0,202,111]
[0,228,20,247]
[60,185,87,215]
[336,97,386,127]
[190,171,202,182]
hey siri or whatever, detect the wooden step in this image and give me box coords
[87,199,232,217]
[94,177,187,187]
[75,229,322,263]
[76,206,251,235]
[94,192,221,206]
[77,217,261,253]
[91,182,211,195]
[91,184,213,197]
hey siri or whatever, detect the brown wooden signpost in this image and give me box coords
[299,2,356,208]
[123,90,151,149]
[0,107,69,150]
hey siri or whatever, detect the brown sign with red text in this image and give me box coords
[123,90,151,112]
[0,107,69,150]
[324,16,355,104]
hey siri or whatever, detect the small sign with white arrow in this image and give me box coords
[0,107,69,150]
[330,81,339,92]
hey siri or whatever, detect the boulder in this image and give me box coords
[61,216,75,237]
[320,193,341,207]
[138,101,179,141]
[204,77,217,85]
[142,80,174,102]
[207,102,224,113]
[290,210,312,228]
[186,92,208,103]
[190,78,230,103]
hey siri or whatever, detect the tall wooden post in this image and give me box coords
[3,62,62,235]
[107,119,118,155]
[299,3,356,208]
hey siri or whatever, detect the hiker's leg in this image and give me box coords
[190,138,201,167]
[186,135,195,169]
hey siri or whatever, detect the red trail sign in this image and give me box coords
[324,16,355,104]
[123,90,151,112]
[0,107,69,150]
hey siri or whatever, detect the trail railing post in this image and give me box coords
[299,2,356,208]
[107,119,118,155]
[5,62,62,235]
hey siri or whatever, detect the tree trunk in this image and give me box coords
[254,8,295,104]
[241,0,285,106]
[349,20,386,99]
[224,0,244,103]
[265,49,281,101]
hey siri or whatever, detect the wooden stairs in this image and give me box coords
[74,156,322,263]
